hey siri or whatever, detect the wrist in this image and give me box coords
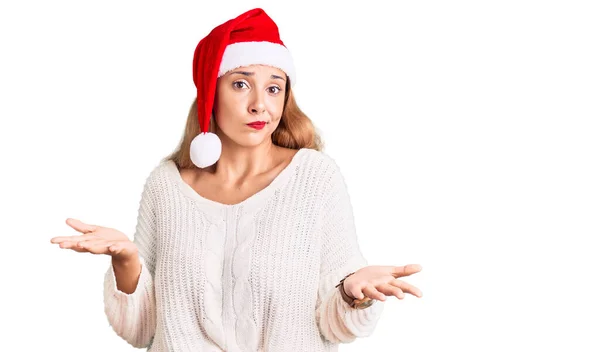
[336,272,375,310]
[112,252,139,268]
[342,279,355,299]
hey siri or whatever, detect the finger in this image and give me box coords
[107,242,129,256]
[57,241,88,253]
[91,241,134,256]
[78,240,112,254]
[392,264,422,278]
[376,283,405,300]
[58,241,80,249]
[346,283,365,300]
[65,218,98,234]
[51,234,97,244]
[363,283,386,301]
[107,242,121,255]
[390,279,423,298]
[77,239,108,248]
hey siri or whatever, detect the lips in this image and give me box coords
[247,121,266,130]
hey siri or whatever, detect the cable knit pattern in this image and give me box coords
[103,148,384,351]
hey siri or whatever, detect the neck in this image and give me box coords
[209,139,280,182]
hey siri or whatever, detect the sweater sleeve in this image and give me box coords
[315,157,385,344]
[103,170,158,348]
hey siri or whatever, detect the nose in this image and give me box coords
[248,89,266,115]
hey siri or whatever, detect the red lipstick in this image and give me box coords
[247,121,266,130]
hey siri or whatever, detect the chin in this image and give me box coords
[228,134,272,148]
[217,124,277,148]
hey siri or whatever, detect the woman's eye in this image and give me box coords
[233,81,248,89]
[268,86,281,94]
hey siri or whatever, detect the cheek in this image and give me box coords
[268,96,285,118]
[214,96,239,126]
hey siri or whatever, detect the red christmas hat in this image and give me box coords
[190,8,296,168]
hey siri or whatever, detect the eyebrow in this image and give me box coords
[229,71,286,82]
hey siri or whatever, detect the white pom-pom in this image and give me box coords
[190,132,222,168]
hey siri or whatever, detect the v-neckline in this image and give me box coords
[164,148,308,212]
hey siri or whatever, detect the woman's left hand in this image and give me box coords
[343,264,423,302]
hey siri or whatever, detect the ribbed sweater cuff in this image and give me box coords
[104,258,149,302]
[103,257,155,348]
[318,286,384,343]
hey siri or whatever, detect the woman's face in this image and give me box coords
[213,64,287,148]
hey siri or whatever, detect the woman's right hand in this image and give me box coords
[50,218,138,262]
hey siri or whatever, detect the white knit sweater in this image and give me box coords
[103,148,384,351]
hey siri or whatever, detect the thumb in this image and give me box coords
[392,264,422,278]
[65,218,99,234]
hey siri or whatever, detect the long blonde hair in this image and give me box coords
[165,79,323,169]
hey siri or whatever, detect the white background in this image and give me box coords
[1,0,599,351]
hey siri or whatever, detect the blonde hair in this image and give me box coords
[165,79,323,169]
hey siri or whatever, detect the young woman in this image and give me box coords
[51,8,422,351]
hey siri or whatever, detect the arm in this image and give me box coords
[103,172,158,348]
[315,159,385,344]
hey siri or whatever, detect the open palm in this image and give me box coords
[343,264,423,302]
[50,218,137,261]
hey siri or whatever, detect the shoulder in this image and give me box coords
[148,159,173,181]
[296,148,347,189]
[138,159,176,195]
[300,148,343,174]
